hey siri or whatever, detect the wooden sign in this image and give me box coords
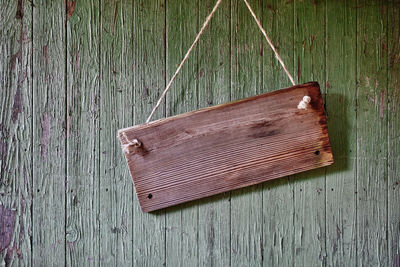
[118,82,333,212]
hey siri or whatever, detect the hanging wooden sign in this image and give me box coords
[118,82,333,212]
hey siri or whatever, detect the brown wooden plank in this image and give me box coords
[119,82,333,212]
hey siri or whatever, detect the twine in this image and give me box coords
[146,0,296,123]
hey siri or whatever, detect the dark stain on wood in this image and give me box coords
[249,129,280,139]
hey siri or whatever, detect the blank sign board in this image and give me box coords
[118,82,333,212]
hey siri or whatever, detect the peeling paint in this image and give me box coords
[266,3,274,12]
[43,45,49,66]
[11,85,22,123]
[67,1,76,20]
[16,0,24,19]
[0,205,16,252]
[325,81,331,89]
[0,124,8,178]
[310,35,315,53]
[381,39,387,56]
[0,137,6,167]
[297,56,301,82]
[395,253,400,267]
[380,90,385,119]
[75,51,80,71]
[199,68,204,78]
[41,113,50,160]
[67,114,71,138]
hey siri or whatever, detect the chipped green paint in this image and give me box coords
[197,1,231,266]
[66,0,100,265]
[99,0,134,265]
[357,1,389,266]
[325,0,357,265]
[293,1,327,265]
[388,1,400,266]
[0,0,32,265]
[165,0,199,266]
[0,0,399,266]
[133,0,166,266]
[32,0,66,266]
[261,1,295,265]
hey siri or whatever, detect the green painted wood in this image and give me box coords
[165,0,199,266]
[293,0,326,265]
[197,1,231,266]
[66,0,100,265]
[1,1,400,266]
[99,0,134,265]
[32,0,66,265]
[325,0,357,265]
[0,0,32,265]
[388,2,400,266]
[357,1,388,266]
[261,0,295,265]
[132,0,166,265]
[230,0,263,266]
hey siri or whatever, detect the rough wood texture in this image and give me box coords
[0,0,32,265]
[261,1,296,265]
[294,1,327,266]
[32,0,66,265]
[1,0,399,266]
[66,0,100,265]
[325,0,357,265]
[165,0,199,266]
[119,82,333,212]
[230,1,263,266]
[357,1,388,266]
[388,2,400,267]
[197,1,231,266]
[99,0,134,265]
[132,0,166,266]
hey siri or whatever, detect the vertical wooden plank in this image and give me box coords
[325,0,357,265]
[293,0,326,265]
[132,0,166,265]
[262,0,295,265]
[165,0,199,266]
[0,0,32,265]
[325,1,357,266]
[357,1,390,266]
[32,0,66,265]
[230,0,263,266]
[197,0,231,266]
[66,0,100,265]
[357,1,389,266]
[388,1,400,266]
[99,0,134,265]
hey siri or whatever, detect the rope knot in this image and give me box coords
[297,95,311,110]
[121,131,142,154]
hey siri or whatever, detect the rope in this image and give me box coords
[146,0,295,123]
[242,0,295,86]
[146,0,223,123]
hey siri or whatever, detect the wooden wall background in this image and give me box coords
[0,0,399,266]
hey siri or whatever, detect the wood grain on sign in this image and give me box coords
[118,82,333,212]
